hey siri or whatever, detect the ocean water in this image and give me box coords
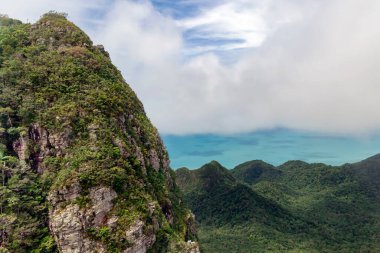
[162,129,380,169]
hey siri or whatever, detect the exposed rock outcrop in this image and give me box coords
[49,186,116,253]
[124,219,155,253]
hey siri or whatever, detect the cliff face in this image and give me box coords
[0,13,199,253]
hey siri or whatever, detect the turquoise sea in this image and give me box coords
[162,129,380,169]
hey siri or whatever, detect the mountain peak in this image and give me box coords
[29,11,92,49]
[232,159,280,185]
[198,161,236,187]
[0,13,198,252]
[278,160,309,169]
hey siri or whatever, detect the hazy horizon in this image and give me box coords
[164,129,380,169]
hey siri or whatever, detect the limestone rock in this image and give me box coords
[124,219,155,253]
[49,186,117,253]
[184,241,201,253]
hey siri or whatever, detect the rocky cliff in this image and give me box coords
[0,12,199,253]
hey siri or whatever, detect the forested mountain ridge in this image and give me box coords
[0,13,199,253]
[176,156,380,252]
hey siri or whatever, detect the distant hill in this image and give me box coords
[231,160,281,185]
[177,162,294,226]
[176,155,380,252]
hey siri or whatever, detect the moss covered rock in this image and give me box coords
[0,12,198,252]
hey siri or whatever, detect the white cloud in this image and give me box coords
[176,0,311,54]
[92,1,182,68]
[178,1,268,50]
[2,0,380,136]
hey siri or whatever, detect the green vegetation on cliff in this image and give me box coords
[0,12,198,252]
[176,157,380,252]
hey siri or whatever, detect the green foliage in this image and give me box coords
[177,159,380,252]
[31,235,57,253]
[41,11,68,19]
[149,227,172,253]
[0,158,56,252]
[87,226,129,252]
[0,12,192,252]
[74,196,91,208]
[0,15,22,27]
[6,126,27,140]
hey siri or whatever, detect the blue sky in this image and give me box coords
[150,0,205,19]
[3,0,380,168]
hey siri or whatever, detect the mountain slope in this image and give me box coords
[176,162,324,252]
[347,154,380,201]
[177,162,293,225]
[265,160,380,251]
[0,12,198,253]
[177,157,380,252]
